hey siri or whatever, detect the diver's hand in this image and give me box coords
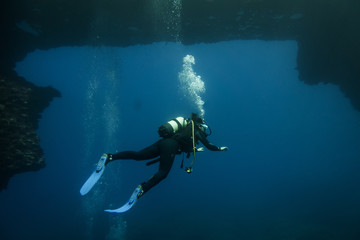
[219,146,228,151]
[196,147,205,152]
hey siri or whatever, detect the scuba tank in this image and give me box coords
[158,117,189,138]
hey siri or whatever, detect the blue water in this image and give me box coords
[1,41,360,240]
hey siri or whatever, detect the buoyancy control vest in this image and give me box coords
[153,118,199,173]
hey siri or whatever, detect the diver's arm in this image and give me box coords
[197,131,227,151]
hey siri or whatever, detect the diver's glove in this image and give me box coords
[196,147,205,152]
[219,146,228,151]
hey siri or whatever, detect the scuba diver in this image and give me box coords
[80,113,228,213]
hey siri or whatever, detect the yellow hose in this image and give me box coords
[187,120,196,172]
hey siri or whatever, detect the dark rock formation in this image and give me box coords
[0,0,359,189]
[0,73,61,190]
[297,1,360,109]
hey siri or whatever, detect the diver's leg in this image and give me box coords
[109,140,160,162]
[139,138,179,197]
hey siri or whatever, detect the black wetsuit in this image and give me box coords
[111,124,221,196]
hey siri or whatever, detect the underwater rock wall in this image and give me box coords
[0,72,61,190]
[1,0,359,109]
[297,0,360,110]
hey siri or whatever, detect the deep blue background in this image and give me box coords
[1,41,360,240]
